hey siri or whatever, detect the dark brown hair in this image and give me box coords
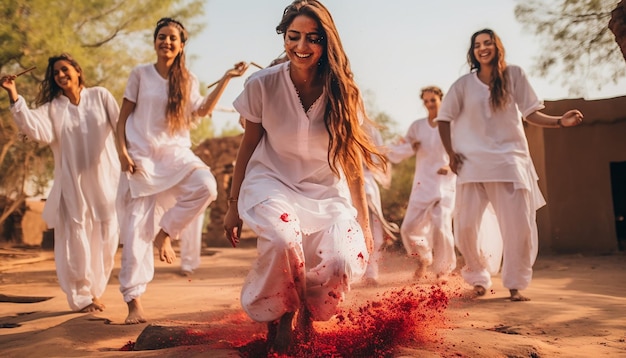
[154,17,192,133]
[36,53,84,106]
[467,28,509,110]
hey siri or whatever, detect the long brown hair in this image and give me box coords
[153,17,192,133]
[36,53,84,106]
[276,0,386,178]
[467,28,509,110]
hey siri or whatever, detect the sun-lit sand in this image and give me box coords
[0,244,624,357]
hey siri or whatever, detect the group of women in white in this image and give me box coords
[1,0,583,354]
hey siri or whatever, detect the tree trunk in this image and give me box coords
[609,0,626,61]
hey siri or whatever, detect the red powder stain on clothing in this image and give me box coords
[280,213,289,222]
[357,252,364,259]
[120,288,450,357]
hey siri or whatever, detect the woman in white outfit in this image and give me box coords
[437,29,583,301]
[361,123,397,286]
[116,17,248,324]
[1,53,120,312]
[223,0,385,353]
[387,86,457,280]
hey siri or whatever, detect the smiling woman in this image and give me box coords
[436,28,584,303]
[0,53,121,314]
[115,17,248,326]
[223,0,387,355]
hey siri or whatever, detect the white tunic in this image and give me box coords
[123,64,207,197]
[435,65,546,209]
[387,118,455,206]
[233,62,355,234]
[10,87,120,227]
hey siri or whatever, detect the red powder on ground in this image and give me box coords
[120,287,450,356]
[119,341,135,351]
[238,285,449,357]
[280,213,290,222]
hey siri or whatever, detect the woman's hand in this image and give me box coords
[560,109,584,127]
[0,74,18,102]
[448,151,466,174]
[225,61,249,79]
[119,152,136,174]
[223,204,242,248]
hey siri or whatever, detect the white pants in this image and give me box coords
[179,213,204,272]
[363,209,384,279]
[55,198,119,311]
[240,197,368,322]
[401,196,456,276]
[455,182,537,290]
[118,169,217,302]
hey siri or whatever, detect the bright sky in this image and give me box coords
[186,0,626,135]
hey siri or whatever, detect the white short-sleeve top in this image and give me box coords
[123,64,207,197]
[435,65,545,195]
[387,118,455,206]
[233,62,356,234]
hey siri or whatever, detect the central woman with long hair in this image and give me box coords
[224,0,386,354]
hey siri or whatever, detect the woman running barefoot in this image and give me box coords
[116,17,248,324]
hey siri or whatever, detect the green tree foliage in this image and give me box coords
[0,0,205,230]
[515,0,625,96]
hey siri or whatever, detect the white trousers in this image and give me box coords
[455,182,537,290]
[179,213,204,272]
[363,209,384,279]
[55,198,119,311]
[118,169,217,302]
[400,197,456,276]
[240,197,368,322]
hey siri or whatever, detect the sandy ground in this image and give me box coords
[0,243,624,357]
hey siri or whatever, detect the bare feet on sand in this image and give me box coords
[413,258,428,281]
[474,285,487,296]
[80,298,105,313]
[125,298,147,324]
[154,229,176,264]
[509,289,530,301]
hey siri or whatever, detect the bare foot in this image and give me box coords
[80,300,105,313]
[154,229,176,264]
[509,289,531,301]
[474,285,487,296]
[268,311,295,354]
[125,298,147,324]
[413,258,428,280]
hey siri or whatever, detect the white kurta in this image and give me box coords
[362,124,393,280]
[118,64,217,302]
[387,118,456,276]
[10,87,120,311]
[436,65,545,290]
[122,64,208,197]
[233,62,368,322]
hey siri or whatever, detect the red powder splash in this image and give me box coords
[238,285,449,357]
[119,288,449,356]
[280,213,290,222]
